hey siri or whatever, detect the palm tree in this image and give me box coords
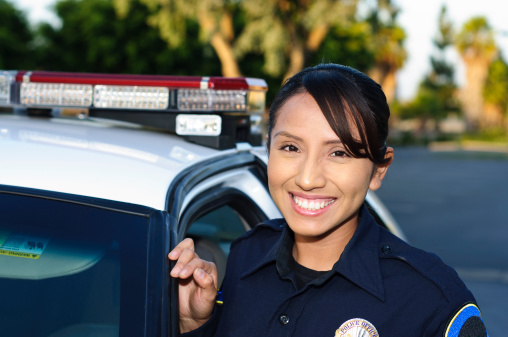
[366,0,407,103]
[455,17,497,130]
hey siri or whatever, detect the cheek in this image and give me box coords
[328,162,373,192]
[267,156,284,190]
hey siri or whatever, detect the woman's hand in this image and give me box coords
[169,238,218,333]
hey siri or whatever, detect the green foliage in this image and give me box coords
[483,56,508,114]
[1,0,409,107]
[0,0,35,69]
[400,5,458,123]
[461,128,507,142]
[34,0,221,75]
[455,16,497,57]
[311,22,375,73]
[365,1,407,69]
[398,86,442,120]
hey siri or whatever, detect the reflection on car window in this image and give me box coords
[0,224,120,337]
[187,205,250,285]
[0,205,149,337]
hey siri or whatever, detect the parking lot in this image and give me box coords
[375,146,508,336]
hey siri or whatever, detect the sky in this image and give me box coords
[11,0,508,101]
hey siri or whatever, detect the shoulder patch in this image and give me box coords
[445,303,488,337]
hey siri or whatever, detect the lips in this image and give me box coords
[291,194,335,211]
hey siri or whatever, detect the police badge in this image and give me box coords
[335,318,379,337]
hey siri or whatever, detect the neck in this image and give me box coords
[292,215,358,271]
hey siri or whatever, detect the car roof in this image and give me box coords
[0,113,227,210]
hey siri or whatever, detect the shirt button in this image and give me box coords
[279,314,290,325]
[382,245,392,254]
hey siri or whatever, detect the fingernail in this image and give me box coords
[168,250,178,259]
[170,267,180,276]
[179,268,188,276]
[195,268,204,279]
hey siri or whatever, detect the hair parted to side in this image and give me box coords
[267,63,391,165]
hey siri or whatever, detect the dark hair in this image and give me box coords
[267,63,390,165]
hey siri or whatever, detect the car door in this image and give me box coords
[0,185,169,337]
[165,149,281,336]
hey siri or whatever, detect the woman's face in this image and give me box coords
[267,92,391,239]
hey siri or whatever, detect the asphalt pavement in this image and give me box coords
[375,146,508,336]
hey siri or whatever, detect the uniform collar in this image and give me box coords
[241,204,385,301]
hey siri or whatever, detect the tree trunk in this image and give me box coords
[368,64,397,103]
[460,57,490,131]
[283,20,305,82]
[209,33,242,77]
[306,24,329,51]
[198,11,242,77]
[283,42,305,82]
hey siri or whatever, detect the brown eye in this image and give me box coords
[331,150,349,157]
[280,145,299,152]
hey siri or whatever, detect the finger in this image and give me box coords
[178,259,218,287]
[170,248,199,277]
[193,268,218,301]
[168,238,195,260]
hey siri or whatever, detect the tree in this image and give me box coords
[113,0,360,79]
[35,0,221,75]
[0,0,34,69]
[397,5,458,137]
[310,20,375,74]
[483,55,508,128]
[420,5,459,119]
[364,0,407,102]
[455,16,497,130]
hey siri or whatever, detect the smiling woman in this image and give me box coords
[168,63,488,337]
[266,91,392,271]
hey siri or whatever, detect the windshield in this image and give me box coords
[0,191,152,337]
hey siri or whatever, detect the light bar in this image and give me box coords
[0,71,15,105]
[1,70,267,114]
[177,89,246,112]
[20,82,93,107]
[176,114,221,136]
[94,85,169,110]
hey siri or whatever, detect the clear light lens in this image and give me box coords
[176,114,221,136]
[94,85,169,110]
[20,82,93,107]
[247,90,267,114]
[0,71,15,105]
[177,89,247,111]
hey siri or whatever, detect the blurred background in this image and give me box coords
[2,0,507,333]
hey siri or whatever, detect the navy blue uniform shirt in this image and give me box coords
[183,205,488,337]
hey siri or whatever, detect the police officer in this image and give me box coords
[169,64,488,336]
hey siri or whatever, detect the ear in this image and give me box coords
[369,147,394,191]
[265,134,270,155]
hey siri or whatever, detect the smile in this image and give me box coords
[292,194,336,211]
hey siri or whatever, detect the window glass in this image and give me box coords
[186,205,251,285]
[0,195,150,337]
[187,205,248,256]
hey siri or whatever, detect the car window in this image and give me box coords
[187,205,249,256]
[0,190,160,337]
[186,205,250,285]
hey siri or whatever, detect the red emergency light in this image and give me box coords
[0,70,267,149]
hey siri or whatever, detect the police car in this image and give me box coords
[0,70,404,337]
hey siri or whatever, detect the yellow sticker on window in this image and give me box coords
[0,232,49,259]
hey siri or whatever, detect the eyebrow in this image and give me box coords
[273,131,343,146]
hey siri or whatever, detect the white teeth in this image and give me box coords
[292,195,335,211]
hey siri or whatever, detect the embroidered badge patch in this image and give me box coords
[445,303,488,337]
[335,318,379,337]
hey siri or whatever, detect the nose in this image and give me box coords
[294,155,326,190]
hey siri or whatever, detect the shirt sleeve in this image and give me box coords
[179,305,221,337]
[423,301,488,337]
